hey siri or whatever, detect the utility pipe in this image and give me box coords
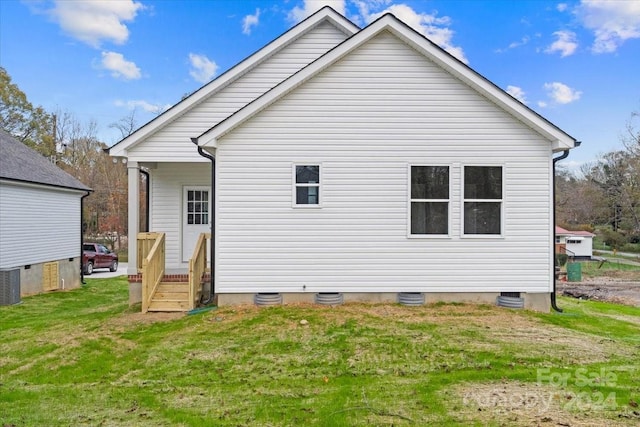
[551,143,580,312]
[80,191,91,284]
[191,137,215,304]
[140,168,150,232]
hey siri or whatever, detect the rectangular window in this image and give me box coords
[463,166,502,235]
[294,165,320,206]
[187,190,209,225]
[410,165,449,235]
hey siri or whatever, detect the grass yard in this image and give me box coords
[1,278,639,426]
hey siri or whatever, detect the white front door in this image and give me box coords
[182,186,210,262]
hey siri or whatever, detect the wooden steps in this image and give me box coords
[148,282,190,312]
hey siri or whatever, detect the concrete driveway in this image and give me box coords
[85,262,128,279]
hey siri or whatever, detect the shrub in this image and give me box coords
[620,243,640,254]
[556,253,568,267]
[599,229,627,250]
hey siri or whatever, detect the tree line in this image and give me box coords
[0,67,135,250]
[556,111,640,250]
[1,66,638,251]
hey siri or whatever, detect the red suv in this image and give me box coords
[83,243,118,275]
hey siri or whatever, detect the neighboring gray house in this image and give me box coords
[0,130,91,296]
[110,8,577,312]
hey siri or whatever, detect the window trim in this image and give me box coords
[407,164,452,238]
[292,163,322,208]
[461,164,504,238]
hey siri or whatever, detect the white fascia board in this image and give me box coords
[109,7,359,157]
[0,178,88,195]
[200,13,576,150]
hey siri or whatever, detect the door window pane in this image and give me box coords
[187,190,209,224]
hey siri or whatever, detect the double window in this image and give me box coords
[409,165,503,236]
[294,165,320,206]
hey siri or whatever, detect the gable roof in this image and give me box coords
[0,130,91,192]
[108,6,359,157]
[197,12,577,152]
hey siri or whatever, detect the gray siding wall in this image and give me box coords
[0,181,82,269]
[215,32,553,294]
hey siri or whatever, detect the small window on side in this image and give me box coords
[294,165,320,206]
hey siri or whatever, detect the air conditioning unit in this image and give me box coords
[0,268,21,305]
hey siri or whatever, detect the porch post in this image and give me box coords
[127,161,140,275]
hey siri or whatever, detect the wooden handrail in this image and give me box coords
[137,232,163,274]
[188,233,210,310]
[141,233,165,313]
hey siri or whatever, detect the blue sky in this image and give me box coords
[1,0,639,169]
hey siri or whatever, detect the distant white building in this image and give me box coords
[555,226,595,259]
[0,130,91,296]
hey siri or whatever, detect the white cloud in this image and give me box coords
[543,82,582,104]
[188,53,218,84]
[506,85,527,104]
[101,51,141,80]
[286,2,467,62]
[545,30,578,57]
[242,8,261,35]
[576,0,640,53]
[508,36,531,49]
[49,0,144,48]
[537,101,548,108]
[557,3,569,12]
[288,0,346,23]
[496,35,531,53]
[367,4,468,64]
[115,99,171,114]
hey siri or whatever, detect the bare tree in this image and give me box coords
[109,108,139,140]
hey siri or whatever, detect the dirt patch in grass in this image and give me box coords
[560,277,640,307]
[450,381,640,426]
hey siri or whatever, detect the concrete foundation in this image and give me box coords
[216,291,552,312]
[19,257,81,296]
[129,281,142,305]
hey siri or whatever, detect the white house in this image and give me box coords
[0,130,91,297]
[555,226,595,259]
[109,8,578,312]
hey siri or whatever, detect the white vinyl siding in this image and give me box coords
[0,181,82,269]
[214,31,553,294]
[127,22,350,162]
[150,163,210,271]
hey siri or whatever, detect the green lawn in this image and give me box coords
[1,278,639,426]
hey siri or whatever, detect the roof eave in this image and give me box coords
[108,6,359,157]
[198,14,578,149]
